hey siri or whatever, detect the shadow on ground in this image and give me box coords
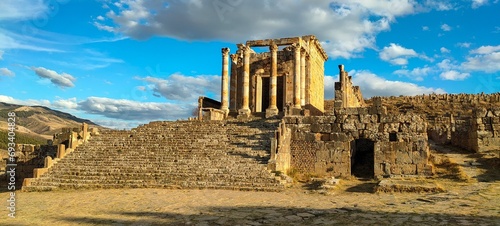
[58,205,500,225]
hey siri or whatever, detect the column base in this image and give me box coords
[290,106,302,116]
[238,108,251,118]
[265,108,279,118]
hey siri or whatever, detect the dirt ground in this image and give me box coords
[0,144,499,226]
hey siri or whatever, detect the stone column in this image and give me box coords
[300,49,306,106]
[238,45,251,116]
[266,43,279,117]
[221,47,230,115]
[229,54,238,112]
[293,43,301,109]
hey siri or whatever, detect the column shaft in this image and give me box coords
[293,44,301,108]
[269,44,278,110]
[239,45,251,116]
[221,48,230,113]
[300,50,306,106]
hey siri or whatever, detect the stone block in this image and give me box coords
[331,123,342,132]
[33,168,48,178]
[330,133,349,142]
[316,150,329,160]
[320,133,331,141]
[305,133,316,141]
[356,123,365,130]
[292,130,307,141]
[300,116,314,124]
[342,122,356,132]
[297,123,311,131]
[366,123,378,133]
[345,108,358,115]
[358,107,369,115]
[44,156,53,168]
[284,117,297,124]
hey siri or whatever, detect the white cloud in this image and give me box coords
[393,66,433,81]
[0,95,51,106]
[457,42,471,48]
[470,45,500,54]
[351,70,446,97]
[0,0,48,21]
[0,67,14,76]
[136,73,221,101]
[422,26,429,31]
[472,0,488,8]
[440,24,452,31]
[422,0,456,11]
[0,50,3,60]
[98,0,418,59]
[78,97,194,121]
[440,47,450,53]
[53,97,78,110]
[31,66,76,88]
[379,43,418,65]
[462,45,500,73]
[439,70,470,80]
[324,75,338,99]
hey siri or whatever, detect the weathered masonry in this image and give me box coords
[217,35,328,118]
[268,66,433,178]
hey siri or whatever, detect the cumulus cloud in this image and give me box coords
[0,67,14,76]
[53,97,78,110]
[31,66,76,88]
[96,0,418,58]
[393,66,433,81]
[350,70,446,97]
[78,97,194,121]
[440,47,450,53]
[379,43,418,65]
[462,45,500,73]
[440,70,470,80]
[440,24,452,31]
[136,73,221,101]
[0,50,3,60]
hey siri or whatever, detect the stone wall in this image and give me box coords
[282,109,432,178]
[426,108,500,153]
[472,108,500,152]
[306,37,326,113]
[4,144,56,185]
[334,65,365,109]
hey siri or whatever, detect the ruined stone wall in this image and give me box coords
[6,144,56,184]
[283,110,432,178]
[334,66,365,109]
[472,108,500,152]
[306,42,326,113]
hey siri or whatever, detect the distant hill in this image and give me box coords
[0,102,102,141]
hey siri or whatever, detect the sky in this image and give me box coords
[0,0,499,129]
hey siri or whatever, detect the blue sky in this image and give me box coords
[0,0,499,129]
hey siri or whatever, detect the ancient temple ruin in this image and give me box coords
[17,35,499,192]
[200,35,328,119]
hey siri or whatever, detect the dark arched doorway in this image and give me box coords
[350,138,375,178]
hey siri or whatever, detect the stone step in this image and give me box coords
[25,118,284,191]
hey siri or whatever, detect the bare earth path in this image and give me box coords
[1,179,499,226]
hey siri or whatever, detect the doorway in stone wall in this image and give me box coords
[255,75,285,112]
[350,138,375,178]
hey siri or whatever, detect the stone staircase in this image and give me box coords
[23,118,286,191]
